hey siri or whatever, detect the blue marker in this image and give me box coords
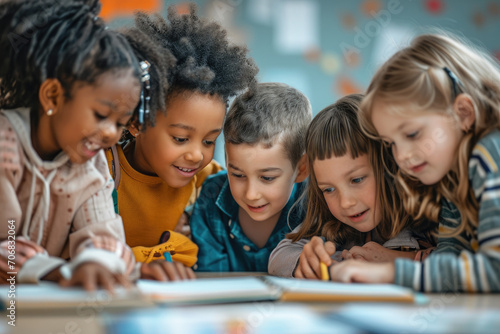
[163,252,172,262]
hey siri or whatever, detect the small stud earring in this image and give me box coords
[47,109,54,116]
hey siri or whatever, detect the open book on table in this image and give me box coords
[135,275,414,304]
[263,276,415,303]
[0,276,415,309]
[0,282,150,309]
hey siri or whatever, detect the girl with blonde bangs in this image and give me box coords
[333,33,500,292]
[268,94,434,279]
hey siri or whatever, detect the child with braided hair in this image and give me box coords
[0,0,191,290]
[106,4,258,270]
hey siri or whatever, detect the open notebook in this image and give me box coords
[136,276,281,305]
[113,276,415,305]
[0,276,415,309]
[263,276,415,303]
[0,282,150,309]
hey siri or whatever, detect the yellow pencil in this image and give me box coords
[320,262,329,281]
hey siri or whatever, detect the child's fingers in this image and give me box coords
[0,238,46,268]
[114,273,132,289]
[309,237,333,266]
[142,262,168,281]
[348,246,369,261]
[79,271,98,292]
[96,270,115,293]
[342,249,352,260]
[16,237,46,254]
[302,238,323,276]
[186,266,196,280]
[16,248,38,260]
[309,242,332,268]
[162,262,181,281]
[298,253,319,279]
[324,241,336,257]
[294,266,304,278]
[173,261,191,280]
[59,278,71,288]
[352,254,367,261]
[330,260,355,283]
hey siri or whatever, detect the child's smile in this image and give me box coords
[173,164,199,178]
[409,162,427,174]
[347,209,370,223]
[79,138,102,160]
[247,203,269,213]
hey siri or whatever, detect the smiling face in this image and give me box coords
[36,69,140,164]
[130,92,226,188]
[371,101,464,185]
[226,142,299,224]
[313,153,380,233]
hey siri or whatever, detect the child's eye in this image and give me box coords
[94,111,106,121]
[203,140,215,146]
[322,187,335,193]
[230,172,244,178]
[407,131,419,139]
[173,137,188,143]
[261,176,276,182]
[352,176,365,184]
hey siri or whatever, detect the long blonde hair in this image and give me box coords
[359,33,500,237]
[289,94,417,245]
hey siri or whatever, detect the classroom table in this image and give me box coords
[2,273,500,334]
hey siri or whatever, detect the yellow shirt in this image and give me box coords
[106,145,222,248]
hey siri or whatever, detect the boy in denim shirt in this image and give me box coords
[191,83,312,271]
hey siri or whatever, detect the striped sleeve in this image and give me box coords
[395,131,500,292]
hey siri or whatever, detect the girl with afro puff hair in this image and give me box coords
[106,4,258,272]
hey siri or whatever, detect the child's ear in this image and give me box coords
[127,121,141,137]
[453,94,476,132]
[38,79,64,116]
[294,154,308,183]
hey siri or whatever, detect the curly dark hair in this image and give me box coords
[123,3,259,129]
[0,0,141,125]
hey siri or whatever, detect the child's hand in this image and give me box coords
[330,259,395,283]
[294,236,336,279]
[343,241,415,262]
[140,260,196,281]
[59,262,130,292]
[0,236,46,274]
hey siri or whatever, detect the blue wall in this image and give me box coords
[109,0,500,165]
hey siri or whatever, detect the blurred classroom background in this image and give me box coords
[103,0,500,164]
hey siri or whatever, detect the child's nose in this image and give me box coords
[185,145,203,163]
[245,182,261,201]
[99,121,118,144]
[395,142,413,164]
[339,191,356,209]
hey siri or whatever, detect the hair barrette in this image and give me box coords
[443,67,463,98]
[138,60,151,125]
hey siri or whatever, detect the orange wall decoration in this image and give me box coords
[100,0,163,21]
[336,76,363,96]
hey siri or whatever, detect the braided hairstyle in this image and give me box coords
[123,3,259,129]
[0,0,141,125]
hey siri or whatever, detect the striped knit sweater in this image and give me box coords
[395,129,500,292]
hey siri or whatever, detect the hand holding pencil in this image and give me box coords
[294,236,336,280]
